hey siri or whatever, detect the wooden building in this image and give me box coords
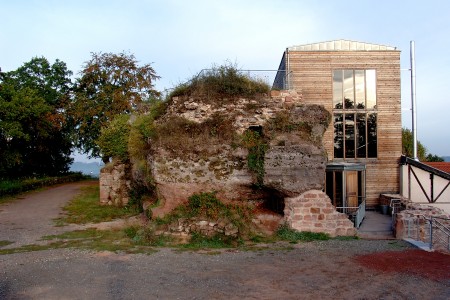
[274,40,402,209]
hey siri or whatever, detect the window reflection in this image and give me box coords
[334,113,343,158]
[355,70,365,108]
[366,70,376,109]
[332,69,377,159]
[333,70,343,109]
[345,114,355,158]
[367,113,377,157]
[343,70,354,109]
[356,113,366,158]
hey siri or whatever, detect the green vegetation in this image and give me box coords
[0,173,88,199]
[56,185,138,225]
[241,130,268,186]
[402,128,443,161]
[0,228,159,255]
[70,52,160,162]
[155,191,253,231]
[169,63,269,100]
[0,57,74,178]
[0,240,13,247]
[276,224,330,243]
[96,114,131,161]
[179,232,238,249]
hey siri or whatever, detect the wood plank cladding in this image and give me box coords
[286,49,402,207]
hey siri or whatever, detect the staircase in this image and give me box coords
[357,211,395,239]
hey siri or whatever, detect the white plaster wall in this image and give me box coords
[400,165,450,214]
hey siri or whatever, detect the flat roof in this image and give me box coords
[288,39,397,51]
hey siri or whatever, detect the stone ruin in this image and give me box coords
[100,90,356,237]
[395,202,450,252]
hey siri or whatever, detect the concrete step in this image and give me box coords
[357,211,395,240]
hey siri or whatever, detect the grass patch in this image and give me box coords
[276,224,330,243]
[124,225,173,247]
[333,235,359,241]
[155,191,254,234]
[0,228,159,255]
[57,185,138,225]
[0,240,14,247]
[178,232,238,250]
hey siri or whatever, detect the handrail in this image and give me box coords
[430,216,450,252]
[336,198,366,228]
[405,214,450,252]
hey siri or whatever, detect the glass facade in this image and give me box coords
[333,69,377,159]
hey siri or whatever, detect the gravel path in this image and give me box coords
[0,240,449,299]
[0,181,95,248]
[0,183,449,299]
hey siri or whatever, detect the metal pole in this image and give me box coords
[429,217,433,250]
[410,41,418,161]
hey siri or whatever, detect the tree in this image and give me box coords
[425,153,444,162]
[0,57,73,178]
[96,114,131,162]
[70,52,160,162]
[402,128,443,162]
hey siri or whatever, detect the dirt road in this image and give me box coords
[0,183,449,299]
[0,181,95,248]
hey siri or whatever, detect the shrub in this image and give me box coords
[97,114,131,161]
[169,62,270,100]
[0,173,87,198]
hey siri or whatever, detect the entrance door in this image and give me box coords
[346,171,358,207]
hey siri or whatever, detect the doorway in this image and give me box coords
[325,163,366,209]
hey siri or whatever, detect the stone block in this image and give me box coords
[310,207,320,214]
[304,193,317,199]
[322,208,334,214]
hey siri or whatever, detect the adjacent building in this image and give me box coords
[274,40,402,209]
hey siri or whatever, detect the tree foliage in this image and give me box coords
[402,128,443,162]
[96,114,131,162]
[0,57,73,178]
[70,52,160,161]
[425,153,444,162]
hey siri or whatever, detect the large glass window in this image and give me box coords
[333,69,377,159]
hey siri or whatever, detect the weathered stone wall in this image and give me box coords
[284,190,356,237]
[150,90,330,216]
[395,203,450,240]
[166,90,304,134]
[163,217,239,239]
[99,163,131,206]
[264,144,326,196]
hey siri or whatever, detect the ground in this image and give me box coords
[0,183,449,299]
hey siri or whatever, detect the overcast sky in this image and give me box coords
[1,0,449,160]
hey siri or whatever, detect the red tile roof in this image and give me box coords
[423,162,450,174]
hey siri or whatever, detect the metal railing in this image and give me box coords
[405,214,450,252]
[430,216,450,252]
[390,198,403,230]
[336,198,366,228]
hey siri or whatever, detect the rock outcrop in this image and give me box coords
[149,90,330,218]
[99,89,359,236]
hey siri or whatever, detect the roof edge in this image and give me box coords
[288,39,398,52]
